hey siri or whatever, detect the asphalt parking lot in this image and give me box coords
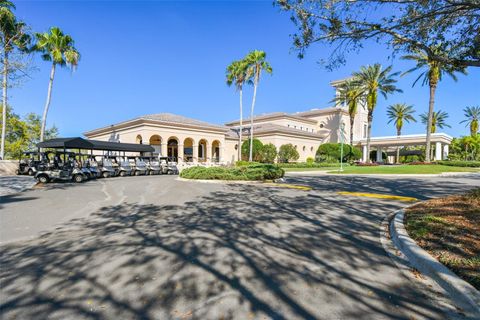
[0,174,479,319]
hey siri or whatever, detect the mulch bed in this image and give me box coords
[405,189,480,290]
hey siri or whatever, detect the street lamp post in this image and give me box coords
[339,122,345,172]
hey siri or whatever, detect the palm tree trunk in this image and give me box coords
[40,63,56,142]
[425,83,437,162]
[249,76,258,162]
[350,117,354,147]
[396,128,401,164]
[0,51,7,160]
[238,87,243,161]
[366,112,373,163]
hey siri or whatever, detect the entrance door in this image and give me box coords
[167,139,178,161]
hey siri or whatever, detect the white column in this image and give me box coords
[362,145,367,162]
[206,143,212,163]
[192,144,198,163]
[435,142,442,161]
[178,144,184,163]
[160,143,167,157]
[219,146,224,163]
[443,144,449,160]
[376,147,383,163]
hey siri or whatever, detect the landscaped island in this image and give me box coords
[180,164,284,181]
[405,189,480,290]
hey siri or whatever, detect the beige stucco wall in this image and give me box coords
[256,134,321,162]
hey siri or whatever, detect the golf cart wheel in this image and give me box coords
[74,174,84,183]
[28,169,34,176]
[102,171,110,179]
[37,175,49,184]
[149,170,154,175]
[119,171,126,177]
[167,170,173,175]
[134,170,141,176]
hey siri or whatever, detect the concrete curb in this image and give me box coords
[175,177,264,185]
[390,210,480,318]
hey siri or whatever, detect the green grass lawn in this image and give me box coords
[282,167,339,172]
[326,164,480,174]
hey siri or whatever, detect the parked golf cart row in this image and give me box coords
[17,151,179,183]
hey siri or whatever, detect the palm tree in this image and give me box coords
[460,106,480,137]
[402,47,466,162]
[244,50,272,162]
[353,63,401,163]
[386,103,416,163]
[332,78,363,146]
[33,27,80,142]
[226,60,251,161]
[420,110,451,133]
[0,1,30,159]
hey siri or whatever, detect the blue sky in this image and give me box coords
[11,0,480,138]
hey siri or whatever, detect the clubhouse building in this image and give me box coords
[84,80,452,164]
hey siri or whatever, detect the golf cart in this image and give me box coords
[96,156,116,178]
[17,151,44,176]
[159,156,179,175]
[128,156,147,176]
[76,153,98,179]
[142,156,161,175]
[34,151,86,183]
[110,156,132,177]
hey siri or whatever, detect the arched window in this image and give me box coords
[136,134,143,144]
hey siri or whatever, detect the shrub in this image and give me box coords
[180,164,284,181]
[278,144,299,163]
[241,139,263,161]
[235,160,261,167]
[261,143,277,163]
[278,162,346,168]
[437,160,480,167]
[306,157,314,164]
[316,143,361,162]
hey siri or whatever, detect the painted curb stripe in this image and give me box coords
[337,191,417,202]
[265,183,312,191]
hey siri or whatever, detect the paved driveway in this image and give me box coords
[0,174,479,319]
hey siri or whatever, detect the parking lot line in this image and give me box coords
[337,191,418,202]
[264,183,312,191]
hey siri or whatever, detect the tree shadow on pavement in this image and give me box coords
[0,184,449,320]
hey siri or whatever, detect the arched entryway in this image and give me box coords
[149,135,161,155]
[183,138,194,162]
[198,139,207,162]
[136,134,143,144]
[212,140,221,162]
[167,138,178,161]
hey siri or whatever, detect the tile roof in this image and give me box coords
[141,113,226,129]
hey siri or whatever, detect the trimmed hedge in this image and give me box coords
[278,162,348,168]
[180,164,285,181]
[437,160,480,168]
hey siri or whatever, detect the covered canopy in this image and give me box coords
[37,137,154,153]
[37,137,94,149]
[89,140,154,152]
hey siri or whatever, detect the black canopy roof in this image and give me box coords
[37,137,154,153]
[89,140,154,152]
[37,137,94,149]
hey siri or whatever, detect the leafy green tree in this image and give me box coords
[276,1,480,69]
[460,106,480,137]
[332,78,363,146]
[449,136,480,161]
[402,47,466,162]
[278,143,299,163]
[0,1,31,159]
[261,143,277,163]
[226,60,251,161]
[0,105,57,159]
[420,110,451,134]
[33,27,80,142]
[316,143,361,162]
[353,64,401,163]
[244,50,272,161]
[386,103,416,163]
[241,138,263,162]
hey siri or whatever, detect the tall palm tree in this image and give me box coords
[226,60,251,161]
[386,103,416,163]
[0,1,30,159]
[420,110,451,133]
[332,78,363,146]
[460,106,480,136]
[353,63,401,163]
[244,50,272,162]
[402,47,466,162]
[34,27,80,142]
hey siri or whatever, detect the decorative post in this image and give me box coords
[435,142,442,161]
